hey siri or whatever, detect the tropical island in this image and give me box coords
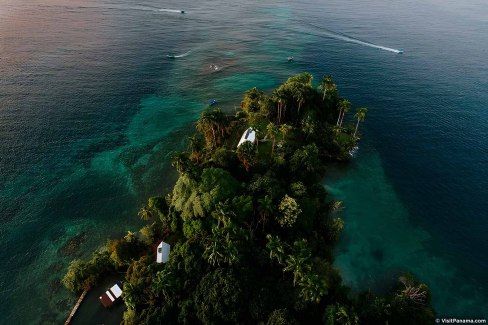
[62,73,435,324]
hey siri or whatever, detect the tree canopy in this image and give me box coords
[63,73,435,325]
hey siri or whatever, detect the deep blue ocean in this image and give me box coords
[1,0,487,323]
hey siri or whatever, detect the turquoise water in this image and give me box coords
[1,0,487,322]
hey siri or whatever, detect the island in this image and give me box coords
[62,73,435,324]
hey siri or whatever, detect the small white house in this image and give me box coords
[157,241,171,263]
[237,127,256,148]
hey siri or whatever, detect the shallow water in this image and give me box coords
[1,0,487,322]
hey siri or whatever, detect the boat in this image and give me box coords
[287,56,294,61]
[167,54,175,59]
[209,99,217,106]
[181,10,185,14]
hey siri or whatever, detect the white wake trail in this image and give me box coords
[304,22,403,54]
[167,51,192,59]
[173,51,191,58]
[157,8,183,13]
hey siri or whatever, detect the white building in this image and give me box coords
[237,127,256,148]
[157,241,171,263]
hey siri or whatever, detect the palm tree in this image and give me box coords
[123,282,139,310]
[257,195,274,229]
[272,89,286,124]
[205,224,239,266]
[353,107,367,137]
[332,125,342,136]
[213,108,227,139]
[266,122,279,154]
[319,75,336,101]
[251,126,261,150]
[188,134,204,163]
[171,151,190,174]
[213,201,234,227]
[266,234,286,264]
[301,113,316,139]
[337,99,351,127]
[279,124,292,142]
[299,273,328,303]
[293,85,306,121]
[236,141,256,172]
[124,231,137,243]
[197,109,217,146]
[284,253,311,285]
[152,268,175,301]
[336,304,360,325]
[138,206,151,221]
[196,108,227,147]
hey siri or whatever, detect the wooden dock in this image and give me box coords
[64,288,89,325]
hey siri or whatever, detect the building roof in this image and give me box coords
[99,282,123,308]
[237,127,256,147]
[110,284,122,299]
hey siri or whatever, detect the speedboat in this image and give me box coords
[181,10,185,14]
[209,99,217,106]
[167,54,175,59]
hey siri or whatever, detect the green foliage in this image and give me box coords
[178,299,198,324]
[107,235,146,267]
[167,241,204,279]
[122,308,138,325]
[62,260,87,293]
[152,268,177,301]
[231,195,253,222]
[324,304,359,325]
[327,217,344,242]
[139,223,159,245]
[266,234,287,264]
[182,219,205,241]
[298,273,328,303]
[277,195,302,227]
[290,143,320,177]
[290,181,307,197]
[266,309,299,325]
[241,87,266,113]
[390,275,435,324]
[62,249,114,293]
[237,140,257,171]
[199,167,240,211]
[171,174,205,220]
[211,147,237,168]
[148,196,168,216]
[63,73,434,325]
[249,174,283,198]
[194,269,243,324]
[197,107,227,147]
[204,222,244,266]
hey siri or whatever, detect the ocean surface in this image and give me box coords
[1,0,487,323]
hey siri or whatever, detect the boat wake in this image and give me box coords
[305,22,403,54]
[37,4,185,14]
[168,51,192,58]
[157,8,184,13]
